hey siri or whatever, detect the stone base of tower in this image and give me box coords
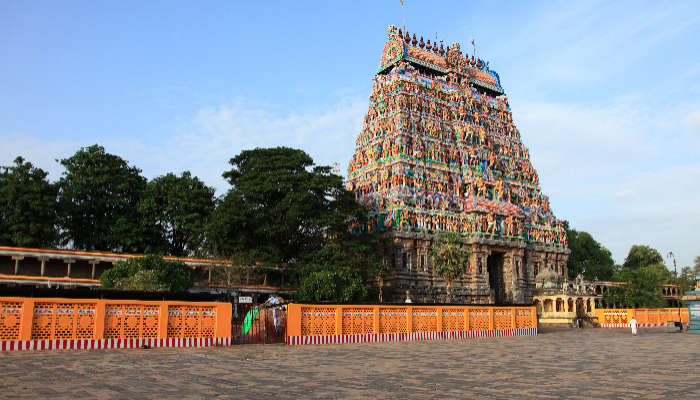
[381,231,569,305]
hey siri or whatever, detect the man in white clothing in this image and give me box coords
[630,316,638,335]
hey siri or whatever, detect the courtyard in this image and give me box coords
[1,328,698,399]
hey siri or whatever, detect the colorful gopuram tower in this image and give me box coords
[347,26,569,304]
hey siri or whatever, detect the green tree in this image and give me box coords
[605,264,666,308]
[57,145,147,252]
[566,228,615,280]
[693,256,700,275]
[139,171,215,257]
[296,268,367,303]
[622,245,663,270]
[208,147,356,263]
[296,231,388,303]
[679,266,695,296]
[429,232,472,301]
[0,157,58,247]
[100,254,193,292]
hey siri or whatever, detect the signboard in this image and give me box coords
[688,299,700,333]
[238,296,253,304]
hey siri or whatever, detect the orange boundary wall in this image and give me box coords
[595,308,689,328]
[0,297,231,351]
[286,304,537,345]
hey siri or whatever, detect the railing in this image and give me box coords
[286,304,537,345]
[0,297,231,350]
[595,308,689,327]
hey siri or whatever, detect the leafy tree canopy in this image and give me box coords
[694,255,700,275]
[208,147,387,302]
[678,266,695,295]
[605,263,667,308]
[622,245,663,270]
[565,227,615,280]
[0,156,58,247]
[100,255,193,292]
[58,145,147,252]
[429,231,472,287]
[139,171,215,257]
[295,231,388,302]
[208,147,358,263]
[296,268,367,303]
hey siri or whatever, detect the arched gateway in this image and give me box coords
[347,26,569,304]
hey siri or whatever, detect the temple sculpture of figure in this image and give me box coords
[347,25,569,304]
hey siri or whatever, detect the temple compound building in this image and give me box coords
[347,26,569,304]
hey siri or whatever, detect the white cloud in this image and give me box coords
[155,96,368,193]
[512,97,700,268]
[494,2,700,92]
[686,109,700,137]
[4,93,698,269]
[0,133,79,180]
[1,96,368,192]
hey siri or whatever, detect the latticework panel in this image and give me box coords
[301,307,336,336]
[341,308,374,334]
[604,310,628,325]
[167,306,184,337]
[647,311,659,324]
[0,301,22,340]
[3,300,220,341]
[122,305,143,339]
[200,306,216,337]
[379,308,407,334]
[412,308,437,332]
[74,304,96,339]
[469,308,490,331]
[52,304,76,339]
[515,309,533,328]
[441,309,464,332]
[141,305,159,338]
[493,308,512,330]
[182,306,201,338]
[104,305,123,339]
[31,303,55,340]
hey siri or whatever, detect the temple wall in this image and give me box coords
[381,231,568,305]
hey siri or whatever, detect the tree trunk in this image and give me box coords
[446,279,453,303]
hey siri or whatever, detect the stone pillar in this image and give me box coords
[90,261,98,279]
[475,246,490,302]
[557,256,566,279]
[503,251,515,303]
[12,256,23,275]
[39,257,49,276]
[65,259,75,277]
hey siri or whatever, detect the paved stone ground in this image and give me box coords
[1,328,699,399]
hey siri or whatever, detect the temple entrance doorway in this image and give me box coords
[487,251,506,304]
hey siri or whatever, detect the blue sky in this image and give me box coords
[2,1,699,269]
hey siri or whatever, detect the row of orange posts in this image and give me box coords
[286,304,537,337]
[3,296,690,346]
[595,308,689,326]
[0,297,231,341]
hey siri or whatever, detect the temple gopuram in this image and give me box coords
[347,26,569,304]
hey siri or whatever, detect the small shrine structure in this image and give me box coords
[347,26,569,304]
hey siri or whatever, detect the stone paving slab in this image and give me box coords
[1,328,699,399]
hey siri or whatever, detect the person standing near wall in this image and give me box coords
[630,316,638,336]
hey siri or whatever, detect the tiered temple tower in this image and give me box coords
[347,26,569,304]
